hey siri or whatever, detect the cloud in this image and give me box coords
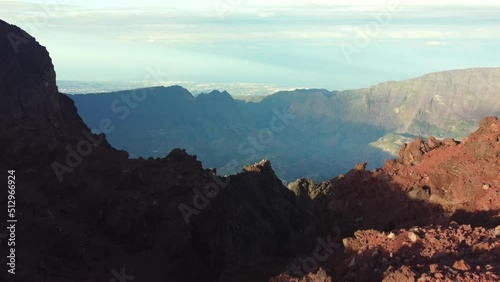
[2,1,499,46]
[1,0,499,89]
[426,41,450,46]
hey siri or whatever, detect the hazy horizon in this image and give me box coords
[1,0,500,89]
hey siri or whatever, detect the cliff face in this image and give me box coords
[0,19,96,167]
[338,68,500,136]
[0,20,61,125]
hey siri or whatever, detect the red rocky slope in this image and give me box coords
[276,117,500,281]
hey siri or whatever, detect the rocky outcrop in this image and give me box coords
[265,117,500,282]
[270,117,500,281]
[243,158,274,173]
[287,178,318,213]
[270,268,333,282]
[0,19,109,169]
[0,20,61,125]
[397,136,460,165]
[337,224,500,281]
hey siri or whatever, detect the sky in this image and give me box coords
[1,0,500,90]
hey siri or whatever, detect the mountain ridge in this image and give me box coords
[69,67,500,181]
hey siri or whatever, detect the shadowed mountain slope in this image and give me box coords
[69,69,500,182]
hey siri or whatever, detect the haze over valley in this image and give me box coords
[70,68,500,182]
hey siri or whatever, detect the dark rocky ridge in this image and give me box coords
[0,20,60,124]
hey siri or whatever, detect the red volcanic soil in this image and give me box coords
[338,224,499,281]
[387,117,500,215]
[274,224,499,281]
[275,117,500,281]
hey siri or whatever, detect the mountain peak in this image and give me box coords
[0,19,61,125]
[196,89,234,101]
[157,85,194,98]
